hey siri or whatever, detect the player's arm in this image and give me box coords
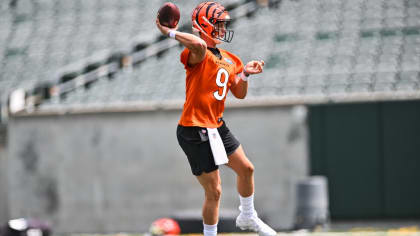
[231,60,265,99]
[156,18,206,66]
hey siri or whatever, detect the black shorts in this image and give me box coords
[176,121,241,176]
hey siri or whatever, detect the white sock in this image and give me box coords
[239,193,256,217]
[203,222,217,236]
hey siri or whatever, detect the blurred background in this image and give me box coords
[0,0,419,234]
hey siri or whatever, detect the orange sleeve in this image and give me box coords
[234,59,244,75]
[180,48,190,68]
[227,51,244,75]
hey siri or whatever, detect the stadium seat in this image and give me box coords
[331,55,353,74]
[406,16,420,27]
[328,73,350,85]
[282,75,304,88]
[305,75,327,87]
[307,56,330,75]
[353,54,376,73]
[335,37,358,57]
[395,81,418,91]
[401,53,420,71]
[326,84,347,94]
[351,73,374,84]
[399,71,420,83]
[372,82,394,92]
[374,72,398,84]
[360,18,383,30]
[0,0,419,110]
[303,86,325,96]
[348,83,372,93]
[380,36,403,56]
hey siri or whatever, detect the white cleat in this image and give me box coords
[236,207,277,236]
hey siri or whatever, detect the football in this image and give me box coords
[158,2,180,28]
[149,218,181,235]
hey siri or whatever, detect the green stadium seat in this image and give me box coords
[335,37,358,57]
[374,72,398,84]
[407,7,420,17]
[351,73,374,84]
[303,85,325,96]
[0,0,419,110]
[305,75,327,87]
[395,81,418,91]
[384,17,405,28]
[331,72,351,82]
[308,57,330,75]
[360,18,383,30]
[331,55,353,74]
[348,83,372,93]
[282,75,305,88]
[354,54,376,73]
[401,53,420,71]
[372,82,394,92]
[399,71,420,83]
[380,37,403,56]
[377,55,399,72]
[326,84,347,94]
[358,40,381,58]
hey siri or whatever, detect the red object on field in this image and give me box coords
[158,2,180,28]
[149,218,181,236]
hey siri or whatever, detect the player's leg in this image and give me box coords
[226,145,254,197]
[176,125,222,236]
[227,145,256,216]
[196,170,222,236]
[227,146,277,236]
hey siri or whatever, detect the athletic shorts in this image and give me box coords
[176,120,241,176]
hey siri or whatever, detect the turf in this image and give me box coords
[72,230,420,236]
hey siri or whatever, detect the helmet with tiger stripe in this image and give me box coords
[191,1,234,43]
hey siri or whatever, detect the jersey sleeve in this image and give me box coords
[180,48,190,68]
[229,52,244,75]
[234,58,244,75]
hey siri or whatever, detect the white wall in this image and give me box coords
[6,106,308,233]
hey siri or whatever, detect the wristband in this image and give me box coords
[240,71,249,82]
[168,30,176,39]
[243,68,250,77]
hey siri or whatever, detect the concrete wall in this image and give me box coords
[0,124,9,224]
[6,106,308,233]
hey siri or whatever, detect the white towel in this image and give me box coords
[207,128,229,165]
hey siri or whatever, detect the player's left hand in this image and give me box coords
[244,60,265,75]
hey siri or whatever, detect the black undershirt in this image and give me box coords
[207,47,222,59]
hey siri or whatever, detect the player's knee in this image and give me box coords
[205,185,222,201]
[243,163,254,177]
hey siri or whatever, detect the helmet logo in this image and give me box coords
[192,2,234,43]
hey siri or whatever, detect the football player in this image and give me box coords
[156,2,276,236]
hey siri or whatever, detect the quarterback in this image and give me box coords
[156,2,276,236]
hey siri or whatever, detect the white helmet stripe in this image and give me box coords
[201,16,214,27]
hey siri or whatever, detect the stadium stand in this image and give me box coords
[0,0,420,114]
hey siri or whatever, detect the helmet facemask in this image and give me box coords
[211,19,234,43]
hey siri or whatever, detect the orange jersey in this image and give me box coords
[179,48,244,128]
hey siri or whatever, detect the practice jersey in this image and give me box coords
[179,47,244,128]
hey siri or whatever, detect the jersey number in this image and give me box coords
[213,68,229,101]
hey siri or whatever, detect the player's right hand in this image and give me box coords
[156,15,178,36]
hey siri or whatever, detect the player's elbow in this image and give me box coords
[192,38,207,53]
